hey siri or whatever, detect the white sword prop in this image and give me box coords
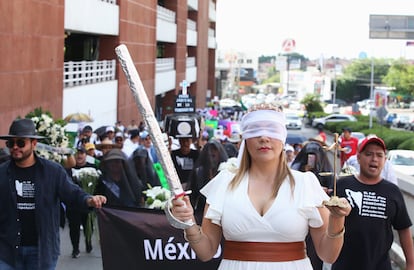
[115,44,194,229]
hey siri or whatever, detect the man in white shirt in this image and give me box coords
[122,129,140,158]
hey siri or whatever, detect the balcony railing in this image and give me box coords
[157,5,176,23]
[187,19,196,31]
[63,60,116,88]
[186,57,195,67]
[156,58,175,72]
[100,0,117,4]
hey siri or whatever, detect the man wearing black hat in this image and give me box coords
[0,119,107,270]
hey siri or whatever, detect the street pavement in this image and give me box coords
[56,225,103,270]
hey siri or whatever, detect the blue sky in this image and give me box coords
[216,0,414,59]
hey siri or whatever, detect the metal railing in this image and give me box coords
[186,57,195,67]
[63,60,116,88]
[157,5,176,23]
[156,58,174,72]
[187,19,196,31]
[100,0,117,4]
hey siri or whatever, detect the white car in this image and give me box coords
[285,113,302,130]
[387,150,414,176]
[312,114,357,129]
[324,104,340,114]
[391,114,411,129]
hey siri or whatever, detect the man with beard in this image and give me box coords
[0,119,106,270]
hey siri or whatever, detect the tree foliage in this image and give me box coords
[262,66,280,84]
[383,59,414,96]
[342,58,390,85]
[336,77,370,102]
[300,93,323,112]
[336,58,396,102]
[258,55,276,63]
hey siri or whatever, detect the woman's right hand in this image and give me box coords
[171,195,195,223]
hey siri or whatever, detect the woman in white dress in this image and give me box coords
[170,103,351,270]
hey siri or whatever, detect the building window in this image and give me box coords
[157,43,165,58]
[64,33,99,61]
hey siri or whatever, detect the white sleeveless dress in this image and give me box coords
[200,169,329,270]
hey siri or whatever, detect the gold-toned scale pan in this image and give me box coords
[319,133,348,208]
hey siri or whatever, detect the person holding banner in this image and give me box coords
[0,119,107,270]
[170,103,351,269]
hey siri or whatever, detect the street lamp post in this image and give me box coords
[286,54,290,94]
[369,58,374,129]
[332,61,337,105]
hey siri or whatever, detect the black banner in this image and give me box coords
[97,207,222,270]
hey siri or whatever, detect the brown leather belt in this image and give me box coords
[223,240,306,262]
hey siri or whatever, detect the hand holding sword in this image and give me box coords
[115,44,194,229]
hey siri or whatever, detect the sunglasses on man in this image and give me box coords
[6,138,31,148]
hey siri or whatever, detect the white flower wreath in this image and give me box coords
[143,186,172,209]
[31,113,70,164]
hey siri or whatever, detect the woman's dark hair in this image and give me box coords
[189,140,228,212]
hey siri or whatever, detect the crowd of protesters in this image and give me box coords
[1,103,412,269]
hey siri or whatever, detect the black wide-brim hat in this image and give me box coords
[0,119,45,140]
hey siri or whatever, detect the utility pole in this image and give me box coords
[369,58,374,129]
[332,59,337,105]
[286,54,290,94]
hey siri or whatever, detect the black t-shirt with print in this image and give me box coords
[171,149,199,185]
[13,163,38,246]
[331,175,411,270]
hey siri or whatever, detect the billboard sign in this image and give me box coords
[369,15,414,39]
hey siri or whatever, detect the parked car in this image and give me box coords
[286,133,307,145]
[387,150,414,176]
[324,99,347,107]
[324,104,340,114]
[383,112,397,125]
[311,114,357,129]
[391,114,411,128]
[285,113,302,130]
[357,99,374,109]
[405,119,414,131]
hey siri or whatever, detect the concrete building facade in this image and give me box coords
[0,0,217,132]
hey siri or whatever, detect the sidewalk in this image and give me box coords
[56,226,103,270]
